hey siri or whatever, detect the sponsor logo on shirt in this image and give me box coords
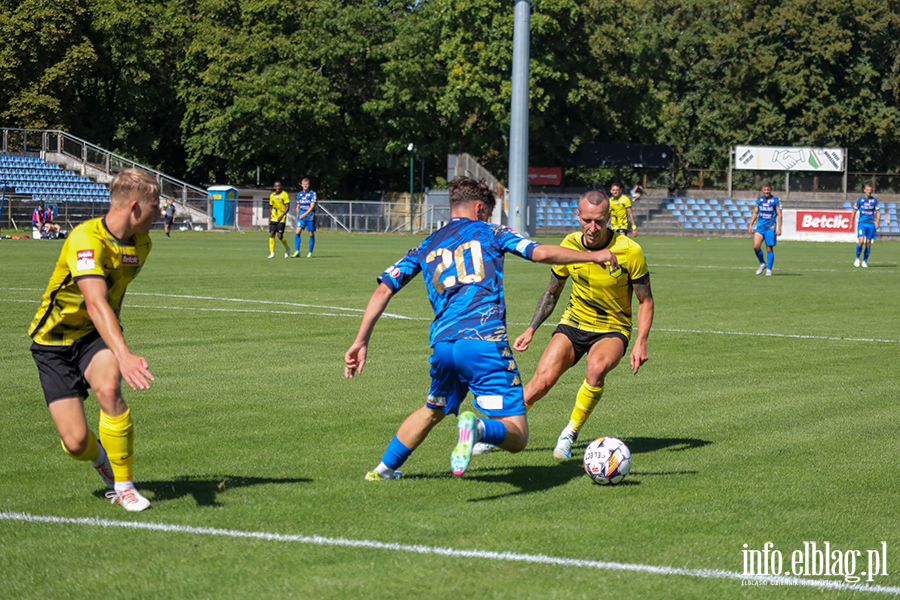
[387,266,401,278]
[515,240,532,254]
[76,250,95,271]
[122,254,139,265]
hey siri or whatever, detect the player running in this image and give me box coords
[344,177,620,480]
[28,168,160,511]
[851,184,881,268]
[474,189,654,459]
[749,182,782,276]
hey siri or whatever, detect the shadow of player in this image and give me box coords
[92,474,311,507]
[465,435,712,501]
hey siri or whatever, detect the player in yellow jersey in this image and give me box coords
[609,183,638,236]
[268,181,291,258]
[28,168,160,511]
[474,188,654,458]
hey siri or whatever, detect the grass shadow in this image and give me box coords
[92,474,311,507]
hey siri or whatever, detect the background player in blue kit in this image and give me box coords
[344,177,620,480]
[749,182,782,276]
[850,184,881,268]
[292,177,317,258]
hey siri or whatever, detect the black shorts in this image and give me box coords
[31,330,108,404]
[269,221,286,235]
[164,216,174,225]
[614,228,632,236]
[553,324,628,365]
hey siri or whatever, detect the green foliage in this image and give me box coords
[4,0,900,192]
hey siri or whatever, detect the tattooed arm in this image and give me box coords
[513,272,568,352]
[629,274,654,374]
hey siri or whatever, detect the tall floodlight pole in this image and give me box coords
[508,0,531,235]
[408,143,415,232]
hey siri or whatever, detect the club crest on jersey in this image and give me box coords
[386,266,401,278]
[122,254,139,265]
[76,250,95,271]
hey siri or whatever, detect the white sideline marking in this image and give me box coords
[1,511,898,595]
[3,290,898,342]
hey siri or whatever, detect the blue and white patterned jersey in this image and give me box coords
[854,197,880,225]
[378,217,539,345]
[296,190,317,215]
[754,196,781,230]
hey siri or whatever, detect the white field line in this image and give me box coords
[3,290,897,343]
[1,511,898,595]
[652,263,899,273]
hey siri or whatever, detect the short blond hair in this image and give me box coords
[110,168,160,208]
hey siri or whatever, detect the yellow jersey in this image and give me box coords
[609,194,632,230]
[269,191,290,223]
[552,230,648,339]
[29,217,151,346]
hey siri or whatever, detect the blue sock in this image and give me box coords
[767,251,774,270]
[864,246,871,260]
[294,234,301,252]
[856,245,862,258]
[309,236,315,254]
[381,435,413,470]
[480,419,507,446]
[754,249,764,264]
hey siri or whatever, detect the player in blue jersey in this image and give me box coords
[850,184,881,268]
[292,178,317,258]
[344,177,620,480]
[748,182,782,276]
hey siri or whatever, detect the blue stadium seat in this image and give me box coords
[709,199,718,205]
[712,217,722,224]
[842,202,852,209]
[701,217,711,223]
[667,203,676,210]
[677,216,686,222]
[723,199,733,205]
[684,210,694,217]
[684,223,693,229]
[727,224,737,230]
[696,210,707,217]
[689,216,699,223]
[672,210,681,216]
[673,198,683,204]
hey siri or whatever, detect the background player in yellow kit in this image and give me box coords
[476,188,654,458]
[28,168,160,511]
[268,181,291,258]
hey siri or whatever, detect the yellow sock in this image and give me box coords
[280,237,289,250]
[567,380,604,433]
[269,238,275,253]
[60,430,101,462]
[99,409,134,483]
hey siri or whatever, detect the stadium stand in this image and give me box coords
[0,155,110,203]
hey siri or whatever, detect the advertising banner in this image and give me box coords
[528,167,563,186]
[735,147,844,172]
[781,209,856,242]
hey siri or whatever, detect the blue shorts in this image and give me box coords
[426,340,525,417]
[296,217,316,232]
[755,227,777,247]
[857,223,877,240]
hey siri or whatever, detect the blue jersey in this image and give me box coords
[296,190,317,215]
[854,197,879,225]
[754,196,781,230]
[378,217,539,346]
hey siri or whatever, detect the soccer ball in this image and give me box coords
[583,437,632,485]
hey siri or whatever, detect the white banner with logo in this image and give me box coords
[781,209,856,242]
[736,146,844,172]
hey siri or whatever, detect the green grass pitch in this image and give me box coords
[0,230,898,599]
